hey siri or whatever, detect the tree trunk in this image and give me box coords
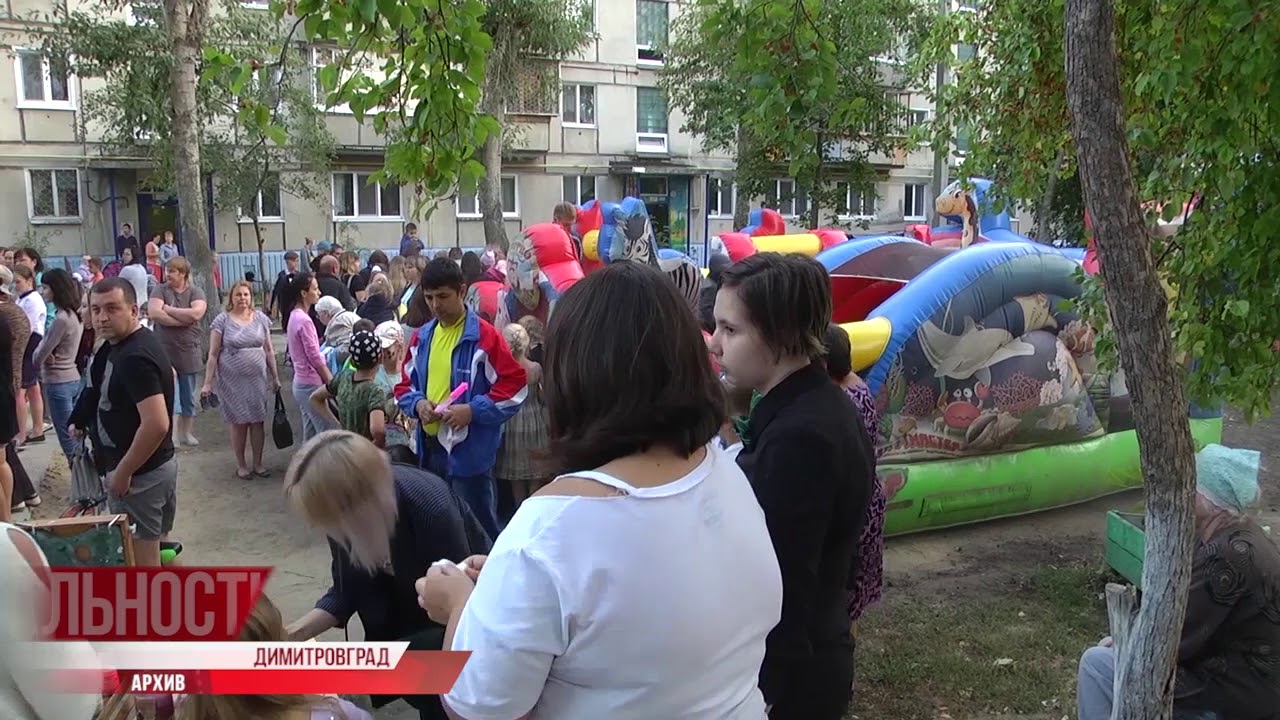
[253,217,267,306]
[1064,2,1199,720]
[733,125,752,229]
[164,0,216,308]
[477,127,508,252]
[1034,147,1067,242]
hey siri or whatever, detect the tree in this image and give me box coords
[471,0,593,251]
[1064,1,1198,718]
[287,0,496,220]
[913,0,1280,414]
[662,0,921,228]
[40,1,334,296]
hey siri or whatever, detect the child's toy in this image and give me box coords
[435,382,469,413]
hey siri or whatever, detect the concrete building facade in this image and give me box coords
[0,0,948,264]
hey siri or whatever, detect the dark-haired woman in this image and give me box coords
[416,261,782,720]
[822,323,886,643]
[710,253,876,720]
[285,272,333,442]
[33,269,84,461]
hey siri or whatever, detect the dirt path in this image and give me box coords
[24,337,1277,719]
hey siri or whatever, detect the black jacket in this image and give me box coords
[735,362,876,719]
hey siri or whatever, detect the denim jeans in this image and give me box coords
[292,381,328,443]
[1078,646,1221,720]
[173,372,198,417]
[424,436,500,540]
[44,379,80,459]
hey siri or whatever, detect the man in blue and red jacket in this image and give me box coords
[395,258,526,538]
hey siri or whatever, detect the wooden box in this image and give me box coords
[19,514,136,567]
[1105,510,1145,589]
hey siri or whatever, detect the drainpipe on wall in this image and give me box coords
[109,169,119,257]
[701,174,710,267]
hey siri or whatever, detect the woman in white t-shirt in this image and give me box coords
[417,261,783,720]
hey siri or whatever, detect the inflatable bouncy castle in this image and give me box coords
[575,197,702,305]
[821,235,1222,536]
[711,208,848,262]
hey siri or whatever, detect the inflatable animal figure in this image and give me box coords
[935,187,978,248]
[493,226,560,328]
[612,198,702,309]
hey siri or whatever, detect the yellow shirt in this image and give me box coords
[424,318,465,436]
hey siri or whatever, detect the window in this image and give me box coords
[956,43,977,62]
[457,176,519,219]
[874,32,910,64]
[636,0,668,64]
[903,108,928,132]
[332,172,401,219]
[241,0,271,7]
[956,0,979,10]
[903,183,929,221]
[311,47,352,113]
[954,126,971,154]
[561,84,596,126]
[241,172,283,221]
[125,1,160,26]
[14,50,73,110]
[26,169,81,222]
[768,179,809,219]
[708,178,735,218]
[836,182,878,219]
[562,176,596,205]
[636,87,668,153]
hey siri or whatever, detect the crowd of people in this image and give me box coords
[0,210,1276,720]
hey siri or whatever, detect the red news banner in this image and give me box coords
[30,566,469,696]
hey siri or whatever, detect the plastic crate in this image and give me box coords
[1105,510,1145,588]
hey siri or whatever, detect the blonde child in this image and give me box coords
[493,323,548,522]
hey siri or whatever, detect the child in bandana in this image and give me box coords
[309,329,391,446]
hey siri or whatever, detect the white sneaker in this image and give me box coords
[182,434,199,447]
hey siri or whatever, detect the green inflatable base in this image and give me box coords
[880,417,1224,537]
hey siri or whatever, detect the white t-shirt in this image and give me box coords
[445,444,782,720]
[16,291,45,338]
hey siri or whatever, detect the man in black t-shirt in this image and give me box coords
[70,277,177,567]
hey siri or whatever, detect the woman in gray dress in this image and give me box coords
[200,281,281,480]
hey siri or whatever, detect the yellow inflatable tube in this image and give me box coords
[840,317,892,372]
[752,234,822,256]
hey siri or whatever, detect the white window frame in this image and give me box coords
[635,0,667,66]
[955,0,979,11]
[240,0,271,8]
[331,172,403,221]
[456,176,520,220]
[707,178,736,219]
[561,83,596,127]
[311,47,353,115]
[903,183,929,221]
[635,87,668,154]
[237,172,285,224]
[872,32,909,65]
[13,49,76,111]
[904,108,929,132]
[562,175,596,205]
[770,179,809,219]
[836,182,878,221]
[25,168,82,224]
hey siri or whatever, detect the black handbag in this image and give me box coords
[272,389,294,449]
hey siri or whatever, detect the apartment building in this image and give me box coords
[0,0,944,262]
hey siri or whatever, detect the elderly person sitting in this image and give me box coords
[1077,443,1280,720]
[315,295,360,372]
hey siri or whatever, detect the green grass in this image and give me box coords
[852,561,1111,720]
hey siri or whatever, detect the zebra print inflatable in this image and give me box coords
[613,198,702,309]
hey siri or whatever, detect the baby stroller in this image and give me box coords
[61,436,183,565]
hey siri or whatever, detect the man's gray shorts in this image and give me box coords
[106,458,177,541]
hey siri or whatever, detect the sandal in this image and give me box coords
[252,468,271,478]
[235,469,252,480]
[24,494,41,508]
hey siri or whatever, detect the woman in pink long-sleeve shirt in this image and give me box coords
[285,272,332,442]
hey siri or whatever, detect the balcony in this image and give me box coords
[505,114,552,156]
[823,139,907,169]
